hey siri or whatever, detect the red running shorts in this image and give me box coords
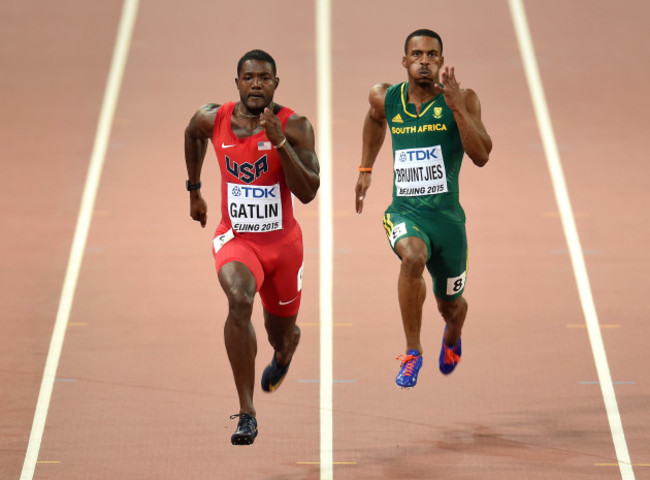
[212,222,304,317]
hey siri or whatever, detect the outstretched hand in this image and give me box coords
[437,66,463,111]
[260,107,285,146]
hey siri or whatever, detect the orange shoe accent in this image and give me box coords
[396,354,417,376]
[442,345,461,365]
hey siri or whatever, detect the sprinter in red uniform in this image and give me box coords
[184,50,320,445]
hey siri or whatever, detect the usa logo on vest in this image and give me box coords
[226,155,269,184]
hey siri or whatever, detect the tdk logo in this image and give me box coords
[398,147,439,162]
[235,185,277,198]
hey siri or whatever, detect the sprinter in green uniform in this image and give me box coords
[355,29,492,388]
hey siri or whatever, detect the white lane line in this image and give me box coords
[315,0,333,478]
[507,1,635,479]
[19,1,140,479]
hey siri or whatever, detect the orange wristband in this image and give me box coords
[359,166,373,173]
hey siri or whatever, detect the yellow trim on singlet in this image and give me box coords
[383,213,393,237]
[399,82,441,118]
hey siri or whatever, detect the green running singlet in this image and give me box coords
[385,82,465,223]
[383,82,469,300]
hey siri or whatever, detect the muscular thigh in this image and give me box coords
[213,227,265,291]
[213,224,305,317]
[383,211,432,261]
[257,224,304,317]
[424,219,468,301]
[384,210,467,300]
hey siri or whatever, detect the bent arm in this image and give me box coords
[356,83,389,213]
[454,89,492,167]
[184,104,218,226]
[276,115,320,204]
[185,104,217,182]
[361,83,389,170]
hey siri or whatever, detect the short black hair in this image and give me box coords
[404,29,443,54]
[237,49,277,77]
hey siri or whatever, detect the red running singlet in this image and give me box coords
[213,102,296,238]
[210,102,304,317]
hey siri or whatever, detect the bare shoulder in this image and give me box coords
[369,83,391,106]
[187,103,220,138]
[461,87,479,100]
[461,88,482,113]
[285,112,315,147]
[367,83,391,121]
[198,102,220,115]
[286,112,313,132]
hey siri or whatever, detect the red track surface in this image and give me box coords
[2,1,648,479]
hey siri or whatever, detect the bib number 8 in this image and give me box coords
[446,271,467,296]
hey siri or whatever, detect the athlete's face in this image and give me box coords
[236,60,279,114]
[402,36,444,86]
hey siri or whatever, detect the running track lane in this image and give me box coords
[2,0,649,479]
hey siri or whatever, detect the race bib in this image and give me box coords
[446,271,467,296]
[213,228,235,254]
[227,182,282,232]
[394,146,448,196]
[388,222,407,248]
[297,262,304,292]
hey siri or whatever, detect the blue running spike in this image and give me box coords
[395,350,423,388]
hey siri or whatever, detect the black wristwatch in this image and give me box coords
[186,180,201,191]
